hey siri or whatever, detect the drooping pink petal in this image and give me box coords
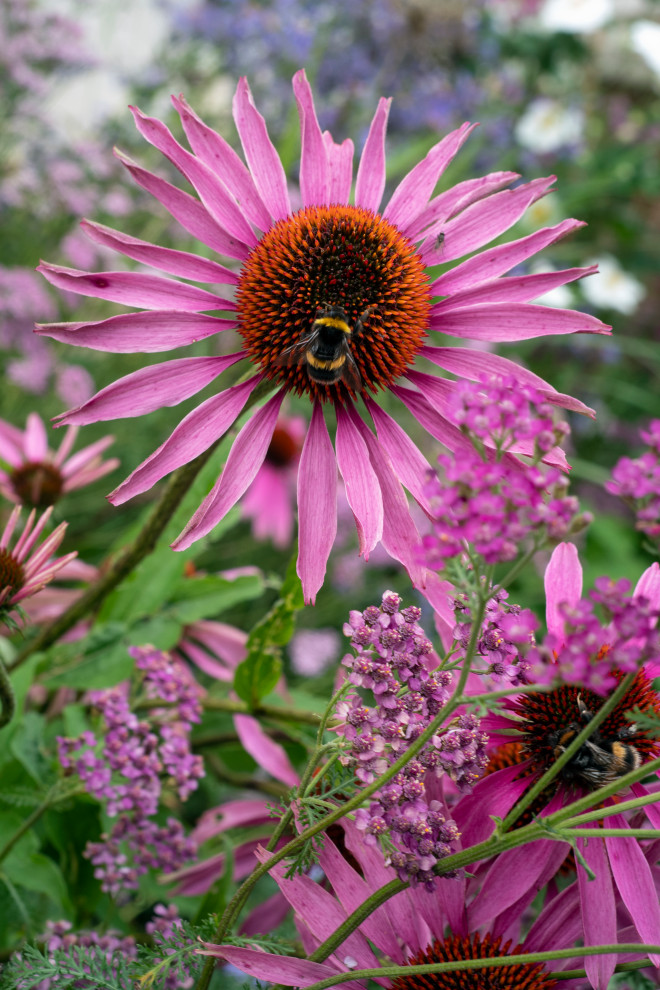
[384,122,476,231]
[108,375,259,504]
[577,835,617,990]
[36,311,236,353]
[355,97,391,213]
[405,171,520,241]
[239,891,293,937]
[53,353,244,426]
[232,76,291,222]
[172,94,272,232]
[24,413,48,461]
[242,462,294,548]
[419,571,455,652]
[420,345,596,417]
[234,714,300,788]
[80,219,239,285]
[364,397,434,513]
[429,301,610,341]
[202,944,342,988]
[431,266,598,312]
[172,390,284,551]
[346,405,425,587]
[431,218,586,296]
[606,813,660,965]
[633,562,660,610]
[130,106,258,248]
[335,404,383,558]
[192,799,272,843]
[293,68,329,207]
[37,262,227,313]
[115,148,249,260]
[391,384,473,456]
[524,882,584,955]
[454,764,533,850]
[422,176,555,265]
[544,543,583,639]
[296,401,337,605]
[323,132,354,204]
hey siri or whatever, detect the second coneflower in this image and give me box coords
[37,70,608,602]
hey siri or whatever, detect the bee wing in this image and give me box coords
[340,349,363,393]
[581,739,614,768]
[275,334,314,368]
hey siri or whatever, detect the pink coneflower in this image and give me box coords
[0,412,118,508]
[241,414,305,548]
[0,505,77,616]
[457,544,660,990]
[37,70,609,602]
[207,816,588,987]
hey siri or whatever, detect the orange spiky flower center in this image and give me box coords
[390,932,556,989]
[236,204,431,405]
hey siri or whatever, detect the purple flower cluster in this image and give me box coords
[454,589,538,686]
[336,592,487,887]
[531,577,660,694]
[420,378,585,566]
[607,419,660,543]
[57,647,204,896]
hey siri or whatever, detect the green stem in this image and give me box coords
[0,782,82,863]
[563,828,660,837]
[0,658,15,730]
[559,776,660,825]
[307,878,407,964]
[499,671,636,832]
[202,696,326,725]
[292,944,660,990]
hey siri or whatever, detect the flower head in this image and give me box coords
[37,71,609,602]
[0,505,76,619]
[0,412,118,508]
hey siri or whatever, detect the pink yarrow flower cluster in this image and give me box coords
[36,70,608,603]
[453,588,538,686]
[57,646,204,896]
[606,419,660,543]
[420,377,589,565]
[336,591,487,886]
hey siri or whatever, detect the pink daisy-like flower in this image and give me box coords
[0,505,77,616]
[0,412,118,508]
[36,70,609,602]
[457,544,660,990]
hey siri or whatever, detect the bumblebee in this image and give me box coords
[549,695,641,790]
[278,304,376,392]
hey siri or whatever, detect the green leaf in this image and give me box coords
[43,625,134,689]
[233,555,303,707]
[130,615,183,650]
[96,544,188,625]
[10,712,49,785]
[4,851,70,914]
[170,572,265,624]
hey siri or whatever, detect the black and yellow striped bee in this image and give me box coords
[549,695,641,790]
[278,304,376,393]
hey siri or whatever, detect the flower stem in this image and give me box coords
[307,878,407,964]
[0,658,15,729]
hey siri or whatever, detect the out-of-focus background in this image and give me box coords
[2,0,659,633]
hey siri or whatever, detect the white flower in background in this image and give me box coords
[515,98,584,153]
[538,0,615,33]
[581,256,646,314]
[529,263,574,308]
[44,68,130,142]
[630,20,660,78]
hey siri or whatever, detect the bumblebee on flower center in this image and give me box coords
[236,204,431,403]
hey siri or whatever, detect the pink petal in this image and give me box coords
[324,132,354,204]
[355,97,391,213]
[186,619,248,668]
[80,219,239,285]
[634,562,660,610]
[422,176,555,265]
[364,397,434,513]
[242,463,294,548]
[115,148,249,260]
[293,68,329,206]
[429,301,610,341]
[384,123,476,230]
[232,76,291,222]
[577,835,617,990]
[53,353,243,426]
[431,266,598,312]
[405,171,520,241]
[335,404,383,557]
[203,944,342,988]
[172,390,284,550]
[36,311,235,353]
[391,384,473,456]
[431,218,586,296]
[454,764,532,850]
[172,94,271,231]
[525,883,583,955]
[37,262,227,313]
[419,571,455,652]
[239,891,292,937]
[346,405,425,587]
[108,375,258,504]
[545,543,583,639]
[420,345,596,418]
[234,714,300,787]
[297,401,337,605]
[130,106,257,248]
[24,413,48,460]
[606,813,660,965]
[193,798,272,843]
